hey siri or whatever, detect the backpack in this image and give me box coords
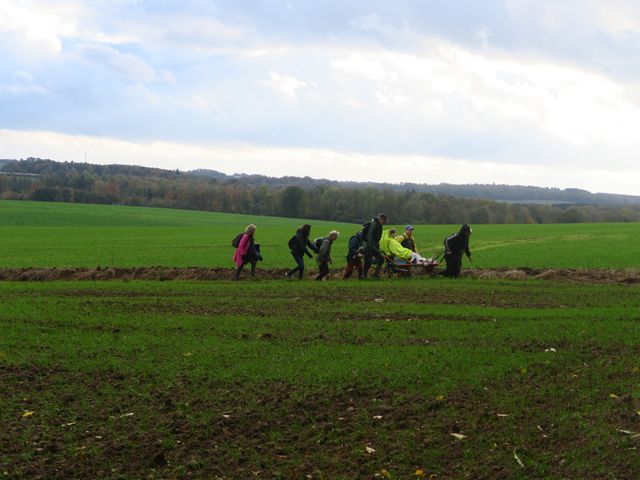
[360,221,372,239]
[312,237,326,251]
[231,233,244,248]
[348,233,361,252]
[287,234,296,250]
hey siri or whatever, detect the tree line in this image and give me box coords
[1,158,640,224]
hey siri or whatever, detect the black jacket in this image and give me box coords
[346,233,363,262]
[399,236,416,252]
[291,229,316,257]
[244,237,262,263]
[364,218,383,253]
[444,226,471,258]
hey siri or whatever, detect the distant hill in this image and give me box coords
[189,169,640,206]
[2,158,640,224]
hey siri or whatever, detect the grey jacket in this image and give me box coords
[317,238,333,263]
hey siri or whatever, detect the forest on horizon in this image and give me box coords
[1,158,640,224]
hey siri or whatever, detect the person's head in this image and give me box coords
[328,230,340,241]
[377,213,388,225]
[300,224,312,237]
[404,225,414,237]
[460,224,472,237]
[388,228,397,237]
[245,224,257,237]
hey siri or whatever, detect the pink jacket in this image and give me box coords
[233,233,251,267]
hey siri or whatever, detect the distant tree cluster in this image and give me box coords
[1,158,640,224]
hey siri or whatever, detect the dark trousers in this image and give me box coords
[316,261,330,281]
[363,251,383,278]
[287,253,306,279]
[442,253,462,277]
[234,260,257,280]
[343,259,363,279]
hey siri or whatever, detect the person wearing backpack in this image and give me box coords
[362,213,388,279]
[285,224,318,280]
[232,224,261,280]
[315,230,340,281]
[441,224,472,278]
[343,232,365,280]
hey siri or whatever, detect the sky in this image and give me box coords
[1,1,640,194]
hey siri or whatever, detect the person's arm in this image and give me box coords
[307,238,319,254]
[444,234,454,254]
[301,235,314,257]
[367,223,378,253]
[464,239,471,260]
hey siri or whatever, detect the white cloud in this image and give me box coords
[158,15,245,47]
[0,83,49,96]
[331,55,390,81]
[262,70,309,100]
[476,25,492,48]
[506,0,640,37]
[330,41,640,149]
[0,0,80,55]
[349,12,411,39]
[342,97,362,109]
[77,44,162,83]
[188,94,223,115]
[1,129,639,195]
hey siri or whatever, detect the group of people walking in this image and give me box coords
[232,214,472,281]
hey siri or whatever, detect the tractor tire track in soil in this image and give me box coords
[1,266,639,283]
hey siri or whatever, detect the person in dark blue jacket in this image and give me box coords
[343,232,365,279]
[285,224,318,280]
[442,224,472,277]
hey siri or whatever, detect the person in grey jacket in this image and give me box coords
[316,230,340,281]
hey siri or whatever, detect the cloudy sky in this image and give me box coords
[1,1,640,194]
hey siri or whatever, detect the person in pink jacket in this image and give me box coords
[233,224,258,280]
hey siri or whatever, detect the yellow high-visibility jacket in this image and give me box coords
[380,230,413,260]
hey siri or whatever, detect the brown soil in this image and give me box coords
[2,356,638,480]
[0,266,639,283]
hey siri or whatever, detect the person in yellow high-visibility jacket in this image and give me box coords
[380,229,413,261]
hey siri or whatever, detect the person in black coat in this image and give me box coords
[362,213,388,279]
[442,224,472,278]
[285,224,318,280]
[343,232,365,280]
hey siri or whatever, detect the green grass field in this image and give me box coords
[0,199,639,269]
[1,200,640,478]
[1,279,639,478]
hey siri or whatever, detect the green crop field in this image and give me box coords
[0,199,639,269]
[1,279,639,478]
[1,199,640,478]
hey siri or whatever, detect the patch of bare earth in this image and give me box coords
[2,350,639,479]
[1,267,639,284]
